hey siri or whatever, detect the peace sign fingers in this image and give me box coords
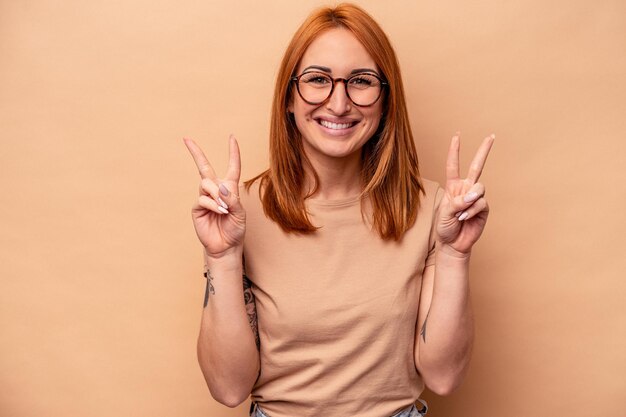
[183,134,246,216]
[466,134,495,185]
[438,132,495,254]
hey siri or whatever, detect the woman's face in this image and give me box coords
[289,28,384,165]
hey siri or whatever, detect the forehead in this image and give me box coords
[297,27,377,74]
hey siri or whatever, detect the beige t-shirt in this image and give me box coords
[240,178,444,417]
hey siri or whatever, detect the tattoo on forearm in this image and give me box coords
[420,310,430,343]
[242,271,260,350]
[203,269,215,308]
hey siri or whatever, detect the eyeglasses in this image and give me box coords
[290,71,388,107]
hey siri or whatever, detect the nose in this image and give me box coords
[325,80,351,114]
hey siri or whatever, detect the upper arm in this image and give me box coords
[415,183,444,369]
[414,262,435,371]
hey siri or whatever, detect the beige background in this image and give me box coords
[1,0,624,416]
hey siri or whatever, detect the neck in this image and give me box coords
[303,150,363,200]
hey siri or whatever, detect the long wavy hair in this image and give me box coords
[245,3,424,241]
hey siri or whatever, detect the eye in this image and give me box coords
[348,74,379,88]
[300,72,331,85]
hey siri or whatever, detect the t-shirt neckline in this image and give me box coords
[305,193,364,208]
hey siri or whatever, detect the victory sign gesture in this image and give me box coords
[436,133,495,255]
[183,135,246,258]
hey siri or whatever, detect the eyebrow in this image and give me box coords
[301,65,380,76]
[302,65,331,73]
[349,68,378,75]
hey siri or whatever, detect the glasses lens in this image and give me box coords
[347,74,382,106]
[298,72,333,104]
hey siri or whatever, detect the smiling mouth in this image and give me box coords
[317,119,358,130]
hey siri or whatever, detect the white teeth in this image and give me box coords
[319,119,353,130]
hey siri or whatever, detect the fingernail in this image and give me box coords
[490,133,496,139]
[464,192,478,203]
[458,211,469,221]
[217,206,229,214]
[455,211,462,218]
[218,197,228,209]
[219,183,230,196]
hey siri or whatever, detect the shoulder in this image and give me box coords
[420,178,444,208]
[239,175,265,218]
[239,176,262,202]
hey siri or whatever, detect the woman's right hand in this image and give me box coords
[183,135,246,258]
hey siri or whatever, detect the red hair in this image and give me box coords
[245,3,424,241]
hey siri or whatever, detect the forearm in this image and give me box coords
[416,244,474,395]
[197,248,260,407]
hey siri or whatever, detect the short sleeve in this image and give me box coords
[424,185,445,267]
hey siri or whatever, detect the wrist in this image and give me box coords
[437,242,472,261]
[204,246,243,269]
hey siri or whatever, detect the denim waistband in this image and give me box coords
[249,399,428,417]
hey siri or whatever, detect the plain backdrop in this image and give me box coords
[1,1,625,416]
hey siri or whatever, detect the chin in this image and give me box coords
[312,142,361,160]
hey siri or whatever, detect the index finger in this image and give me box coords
[466,134,495,184]
[183,137,217,180]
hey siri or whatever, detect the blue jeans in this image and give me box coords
[249,399,428,417]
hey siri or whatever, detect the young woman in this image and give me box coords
[184,4,494,417]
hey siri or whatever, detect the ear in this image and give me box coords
[287,92,294,113]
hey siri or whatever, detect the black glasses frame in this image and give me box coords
[290,72,388,107]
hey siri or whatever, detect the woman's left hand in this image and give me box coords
[436,133,495,255]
